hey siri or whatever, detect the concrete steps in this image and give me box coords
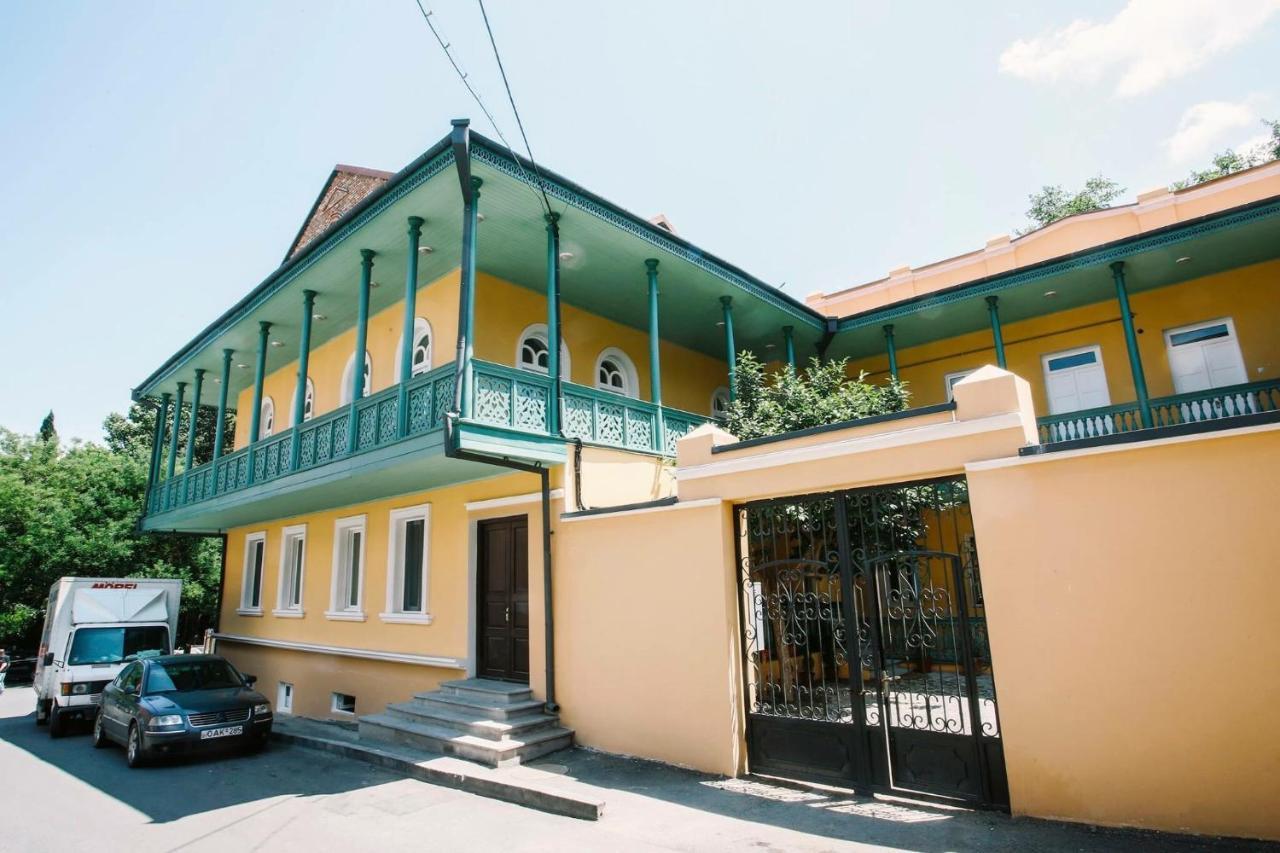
[359,678,573,768]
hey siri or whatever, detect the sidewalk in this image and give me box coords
[272,716,1268,852]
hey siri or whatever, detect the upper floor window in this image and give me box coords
[396,317,434,382]
[1164,318,1247,394]
[292,378,315,424]
[239,531,266,615]
[1042,345,1110,415]
[711,387,731,419]
[340,351,373,405]
[594,347,639,398]
[516,324,570,379]
[259,397,275,438]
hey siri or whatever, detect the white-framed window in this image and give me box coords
[327,514,367,621]
[944,369,977,401]
[340,351,373,405]
[238,532,267,615]
[259,397,275,438]
[331,692,356,715]
[516,323,570,379]
[277,681,294,715]
[274,524,306,617]
[594,347,639,398]
[711,386,731,419]
[1164,317,1247,394]
[382,504,431,624]
[1042,345,1111,415]
[395,317,434,381]
[291,378,315,424]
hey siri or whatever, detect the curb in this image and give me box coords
[272,729,604,821]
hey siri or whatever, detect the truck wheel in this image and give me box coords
[48,703,65,738]
[126,723,148,768]
[35,698,50,727]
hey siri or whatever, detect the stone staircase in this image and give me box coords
[358,678,573,768]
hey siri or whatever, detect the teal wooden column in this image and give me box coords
[348,250,375,453]
[545,212,561,434]
[247,320,271,483]
[460,177,482,418]
[212,349,232,462]
[986,296,1007,368]
[398,217,425,436]
[720,296,737,400]
[183,369,205,472]
[883,324,899,379]
[148,393,170,487]
[782,325,796,369]
[291,290,317,468]
[645,259,664,450]
[166,381,186,479]
[1111,261,1153,428]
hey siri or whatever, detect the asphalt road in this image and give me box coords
[0,686,1269,852]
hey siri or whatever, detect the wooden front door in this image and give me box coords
[476,515,529,682]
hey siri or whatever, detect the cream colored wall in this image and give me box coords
[472,272,729,415]
[213,641,456,722]
[553,500,743,775]
[967,424,1280,841]
[564,444,676,510]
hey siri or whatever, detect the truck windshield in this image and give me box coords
[145,659,243,693]
[67,626,169,665]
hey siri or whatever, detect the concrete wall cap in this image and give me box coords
[1137,186,1173,203]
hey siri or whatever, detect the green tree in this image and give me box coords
[723,352,909,440]
[37,411,57,444]
[1018,175,1126,235]
[1170,118,1280,189]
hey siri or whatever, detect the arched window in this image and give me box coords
[711,386,731,420]
[395,317,433,382]
[594,347,639,398]
[340,351,372,405]
[516,323,570,379]
[259,397,275,438]
[292,377,315,424]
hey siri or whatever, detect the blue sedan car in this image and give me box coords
[93,654,272,767]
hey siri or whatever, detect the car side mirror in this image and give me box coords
[42,652,53,667]
[243,674,257,687]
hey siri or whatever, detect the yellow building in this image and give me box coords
[135,124,1280,841]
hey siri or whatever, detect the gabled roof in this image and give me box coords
[284,165,395,260]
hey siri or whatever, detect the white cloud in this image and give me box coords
[999,0,1280,97]
[1164,99,1261,163]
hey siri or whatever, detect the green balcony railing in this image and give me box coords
[1037,378,1280,445]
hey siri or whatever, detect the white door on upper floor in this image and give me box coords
[1164,318,1247,394]
[1042,345,1111,415]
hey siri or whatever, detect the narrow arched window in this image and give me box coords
[593,348,639,398]
[516,324,570,379]
[260,397,275,438]
[302,378,315,422]
[711,387,731,420]
[396,317,434,382]
[340,351,372,405]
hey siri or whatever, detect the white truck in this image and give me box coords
[33,577,182,737]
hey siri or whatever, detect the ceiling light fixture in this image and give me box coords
[312,313,327,321]
[715,321,725,327]
[370,281,380,288]
[558,251,574,261]
[1176,256,1192,263]
[270,340,284,347]
[418,246,433,254]
[477,213,486,222]
[237,363,249,369]
[1043,290,1057,298]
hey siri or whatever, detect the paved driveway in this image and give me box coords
[0,687,1265,852]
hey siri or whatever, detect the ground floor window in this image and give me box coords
[331,692,356,715]
[239,532,266,614]
[382,504,431,623]
[277,682,293,714]
[274,524,306,616]
[328,515,367,620]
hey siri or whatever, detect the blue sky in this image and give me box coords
[1,0,1277,442]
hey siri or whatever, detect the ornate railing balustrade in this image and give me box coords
[1036,378,1280,445]
[470,360,709,455]
[146,358,711,517]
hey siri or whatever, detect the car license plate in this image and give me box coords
[200,725,243,740]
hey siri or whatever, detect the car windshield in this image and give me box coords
[67,626,169,666]
[144,659,243,694]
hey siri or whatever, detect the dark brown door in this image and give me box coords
[477,515,529,682]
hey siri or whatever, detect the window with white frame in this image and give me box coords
[331,692,356,715]
[339,351,373,405]
[516,323,570,378]
[1164,318,1247,394]
[382,504,430,623]
[711,386,731,419]
[259,397,275,438]
[594,347,639,398]
[1042,345,1111,415]
[274,524,306,616]
[395,317,433,381]
[327,515,367,620]
[291,378,315,424]
[239,532,266,614]
[944,369,976,401]
[277,681,294,714]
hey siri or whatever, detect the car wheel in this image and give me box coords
[48,703,65,739]
[35,698,49,727]
[126,723,148,768]
[92,712,109,749]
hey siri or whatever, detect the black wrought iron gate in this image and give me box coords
[736,476,1008,808]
